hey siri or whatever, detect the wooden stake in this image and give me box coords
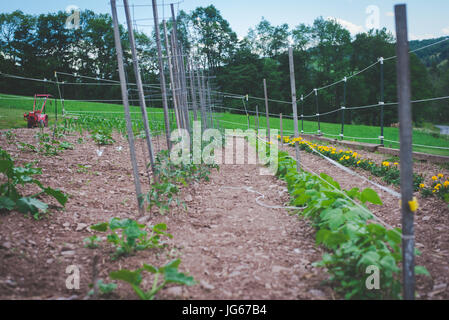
[124,0,156,177]
[288,47,301,171]
[263,79,270,142]
[110,0,144,214]
[151,0,171,150]
[163,20,181,130]
[280,113,283,150]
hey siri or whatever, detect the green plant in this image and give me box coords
[88,279,117,297]
[0,147,68,219]
[90,218,172,259]
[144,150,218,214]
[83,235,102,249]
[109,259,195,300]
[76,164,90,174]
[17,141,37,153]
[4,130,16,144]
[276,151,429,299]
[91,129,115,146]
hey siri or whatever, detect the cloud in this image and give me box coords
[385,12,394,17]
[326,17,365,35]
[443,27,449,35]
[409,33,438,41]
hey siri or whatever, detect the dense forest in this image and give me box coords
[1,6,448,126]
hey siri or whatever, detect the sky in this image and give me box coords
[1,0,449,41]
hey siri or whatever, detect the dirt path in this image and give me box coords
[0,130,332,300]
[162,138,332,300]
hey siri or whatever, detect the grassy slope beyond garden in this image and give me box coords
[1,93,448,156]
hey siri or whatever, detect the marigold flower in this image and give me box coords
[408,197,419,213]
[438,173,444,178]
[419,184,425,189]
[444,181,449,188]
[432,176,438,181]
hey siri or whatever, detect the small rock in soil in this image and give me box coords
[308,289,326,298]
[61,250,75,256]
[165,286,183,297]
[200,280,215,291]
[76,223,88,231]
[1,242,12,249]
[61,243,76,251]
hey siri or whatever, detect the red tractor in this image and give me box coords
[24,94,52,128]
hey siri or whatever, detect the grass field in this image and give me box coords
[1,93,448,156]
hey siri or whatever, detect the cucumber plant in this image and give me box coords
[90,218,172,260]
[276,151,429,299]
[0,147,68,219]
[109,259,195,300]
[88,279,117,297]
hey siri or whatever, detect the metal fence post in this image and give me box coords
[395,3,415,301]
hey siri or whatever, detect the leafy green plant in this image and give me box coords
[144,150,218,214]
[4,130,17,144]
[76,164,90,174]
[88,279,117,297]
[90,218,172,259]
[276,151,429,299]
[91,129,115,146]
[83,235,102,249]
[0,147,68,219]
[17,141,37,153]
[109,259,195,300]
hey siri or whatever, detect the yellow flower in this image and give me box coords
[444,181,449,188]
[438,173,444,178]
[352,152,358,158]
[394,162,399,166]
[419,184,425,189]
[408,197,419,213]
[357,160,361,165]
[432,176,438,181]
[382,161,390,167]
[345,156,350,160]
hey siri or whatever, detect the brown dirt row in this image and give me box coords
[0,129,333,300]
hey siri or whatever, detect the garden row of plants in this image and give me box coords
[82,217,195,299]
[280,136,449,203]
[81,144,219,299]
[274,150,429,299]
[0,146,68,219]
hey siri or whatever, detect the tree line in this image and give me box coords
[0,6,448,126]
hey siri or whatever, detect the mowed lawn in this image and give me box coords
[1,93,448,156]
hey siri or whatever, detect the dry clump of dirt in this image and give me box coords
[0,129,332,300]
